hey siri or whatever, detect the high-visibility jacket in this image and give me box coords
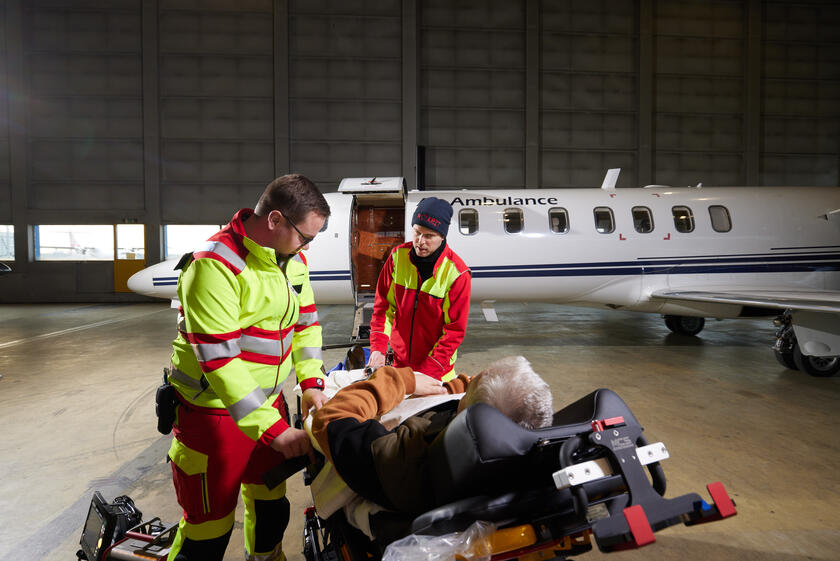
[169,208,325,446]
[370,241,471,381]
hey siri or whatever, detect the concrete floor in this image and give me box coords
[1,302,839,561]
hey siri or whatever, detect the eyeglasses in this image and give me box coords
[280,211,316,249]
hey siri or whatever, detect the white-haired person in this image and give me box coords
[309,355,553,527]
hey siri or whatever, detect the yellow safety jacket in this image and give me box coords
[169,209,325,446]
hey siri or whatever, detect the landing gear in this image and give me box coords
[663,315,706,336]
[773,314,840,377]
[793,343,840,377]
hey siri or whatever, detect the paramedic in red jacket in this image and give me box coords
[367,197,471,381]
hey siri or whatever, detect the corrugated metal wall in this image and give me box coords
[1,0,838,301]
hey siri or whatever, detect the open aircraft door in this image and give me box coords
[337,177,406,339]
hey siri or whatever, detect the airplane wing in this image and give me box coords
[651,288,840,314]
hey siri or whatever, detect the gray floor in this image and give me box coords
[1,302,838,561]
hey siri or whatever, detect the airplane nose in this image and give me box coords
[126,268,147,294]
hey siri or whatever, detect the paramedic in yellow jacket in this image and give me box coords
[166,174,330,561]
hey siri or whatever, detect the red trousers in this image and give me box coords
[168,396,291,558]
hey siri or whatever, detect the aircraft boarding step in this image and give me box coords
[352,300,375,341]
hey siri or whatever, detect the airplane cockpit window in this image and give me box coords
[459,209,478,235]
[708,205,732,232]
[593,207,615,234]
[548,208,569,233]
[632,206,654,233]
[672,206,695,233]
[504,208,524,234]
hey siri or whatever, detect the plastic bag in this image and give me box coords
[381,520,496,561]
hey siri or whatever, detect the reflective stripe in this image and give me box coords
[262,386,282,399]
[228,386,267,422]
[170,367,208,392]
[297,311,319,327]
[283,330,294,352]
[293,346,322,362]
[170,368,279,403]
[202,240,247,272]
[192,339,241,362]
[239,334,282,357]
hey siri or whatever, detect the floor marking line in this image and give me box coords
[0,308,169,349]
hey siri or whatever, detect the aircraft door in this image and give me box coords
[350,199,405,305]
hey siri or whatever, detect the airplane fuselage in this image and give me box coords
[300,186,840,319]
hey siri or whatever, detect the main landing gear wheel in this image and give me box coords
[774,348,797,370]
[663,315,706,336]
[793,343,840,377]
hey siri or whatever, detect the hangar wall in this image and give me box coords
[0,0,838,302]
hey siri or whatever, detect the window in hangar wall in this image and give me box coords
[164,225,223,259]
[34,225,148,261]
[35,225,115,261]
[117,224,145,260]
[0,226,13,260]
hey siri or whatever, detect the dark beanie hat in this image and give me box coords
[412,197,452,237]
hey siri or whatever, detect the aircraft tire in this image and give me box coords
[663,315,705,336]
[773,349,798,370]
[793,343,840,377]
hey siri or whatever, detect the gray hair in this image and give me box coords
[465,356,553,429]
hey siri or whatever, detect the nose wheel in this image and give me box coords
[663,315,706,336]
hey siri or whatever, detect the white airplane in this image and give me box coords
[128,173,840,377]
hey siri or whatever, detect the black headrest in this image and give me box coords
[551,388,640,432]
[424,388,639,507]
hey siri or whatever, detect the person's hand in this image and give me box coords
[270,427,315,462]
[367,350,386,369]
[412,372,447,396]
[301,387,328,418]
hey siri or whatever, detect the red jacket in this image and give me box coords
[370,242,471,381]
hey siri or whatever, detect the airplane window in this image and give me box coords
[672,206,695,233]
[632,206,654,233]
[709,205,732,232]
[0,225,13,260]
[548,208,569,233]
[459,209,478,235]
[593,207,615,234]
[34,225,115,261]
[504,208,524,234]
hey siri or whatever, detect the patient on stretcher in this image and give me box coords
[293,355,736,558]
[307,356,551,534]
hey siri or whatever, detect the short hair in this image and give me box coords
[254,174,331,222]
[465,356,553,429]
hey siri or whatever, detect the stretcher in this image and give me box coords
[294,388,736,561]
